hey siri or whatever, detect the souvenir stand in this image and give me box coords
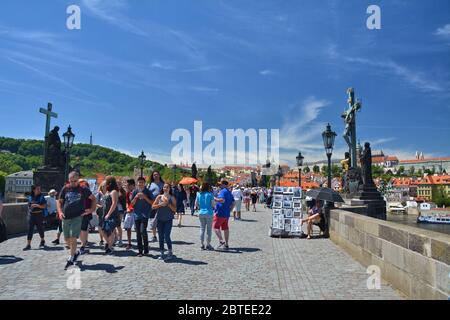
[269,186,304,238]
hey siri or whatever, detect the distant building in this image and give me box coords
[5,171,33,203]
[416,174,450,202]
[397,157,450,174]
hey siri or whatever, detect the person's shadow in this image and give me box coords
[171,241,194,245]
[216,247,261,254]
[78,263,125,273]
[0,255,23,265]
[148,254,207,266]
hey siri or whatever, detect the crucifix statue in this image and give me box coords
[39,102,58,166]
[341,88,361,169]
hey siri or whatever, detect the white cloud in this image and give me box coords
[82,0,148,36]
[280,97,330,151]
[189,86,219,93]
[345,57,444,93]
[150,62,176,70]
[434,24,450,38]
[259,69,274,76]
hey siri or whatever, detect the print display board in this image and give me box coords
[269,187,303,237]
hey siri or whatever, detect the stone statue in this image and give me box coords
[360,142,375,187]
[341,88,361,169]
[47,126,65,168]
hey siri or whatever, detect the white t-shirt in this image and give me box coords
[45,195,57,214]
[232,189,243,201]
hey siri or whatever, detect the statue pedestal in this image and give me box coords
[33,167,66,194]
[351,185,386,220]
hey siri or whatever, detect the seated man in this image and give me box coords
[301,199,323,239]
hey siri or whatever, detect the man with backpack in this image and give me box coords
[57,171,97,270]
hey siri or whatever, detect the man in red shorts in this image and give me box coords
[213,180,235,250]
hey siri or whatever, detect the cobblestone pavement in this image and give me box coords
[0,205,403,300]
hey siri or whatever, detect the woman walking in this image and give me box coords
[152,183,177,260]
[96,181,106,247]
[195,183,215,251]
[23,185,47,250]
[102,176,119,255]
[243,187,251,211]
[174,184,187,227]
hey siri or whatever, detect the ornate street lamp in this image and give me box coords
[63,126,75,182]
[138,151,146,178]
[296,151,304,188]
[322,123,336,190]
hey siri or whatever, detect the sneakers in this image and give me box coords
[64,259,74,270]
[216,242,225,250]
[118,240,123,247]
[79,247,89,255]
[52,239,60,245]
[23,244,31,251]
[165,252,173,261]
[73,250,81,262]
[206,244,214,251]
[201,244,206,250]
[157,253,165,260]
[150,237,157,243]
[39,240,46,248]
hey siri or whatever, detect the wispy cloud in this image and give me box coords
[434,24,450,38]
[259,69,274,76]
[150,62,176,70]
[81,0,147,36]
[280,97,330,151]
[6,57,96,98]
[345,57,445,93]
[0,25,61,46]
[189,86,219,93]
[369,137,397,146]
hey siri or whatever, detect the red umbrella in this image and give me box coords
[179,177,198,185]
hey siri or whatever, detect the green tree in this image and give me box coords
[0,170,6,195]
[303,166,310,173]
[409,166,415,175]
[313,165,320,174]
[331,164,342,178]
[397,166,405,176]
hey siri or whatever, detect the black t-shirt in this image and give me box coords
[59,186,92,219]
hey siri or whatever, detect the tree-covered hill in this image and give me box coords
[0,136,167,178]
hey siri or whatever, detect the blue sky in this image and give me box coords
[0,0,449,166]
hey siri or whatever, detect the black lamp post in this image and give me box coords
[63,126,75,182]
[322,123,336,189]
[296,151,304,188]
[138,151,146,178]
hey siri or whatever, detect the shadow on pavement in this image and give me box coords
[78,263,125,273]
[42,246,65,251]
[0,255,24,265]
[215,247,261,254]
[171,241,195,245]
[162,255,208,265]
[238,219,258,222]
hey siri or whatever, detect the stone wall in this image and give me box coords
[1,203,28,236]
[330,209,449,300]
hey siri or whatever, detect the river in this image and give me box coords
[387,213,450,235]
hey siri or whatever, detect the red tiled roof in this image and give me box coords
[386,156,399,161]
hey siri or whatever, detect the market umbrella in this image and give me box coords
[305,187,344,203]
[179,177,198,185]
